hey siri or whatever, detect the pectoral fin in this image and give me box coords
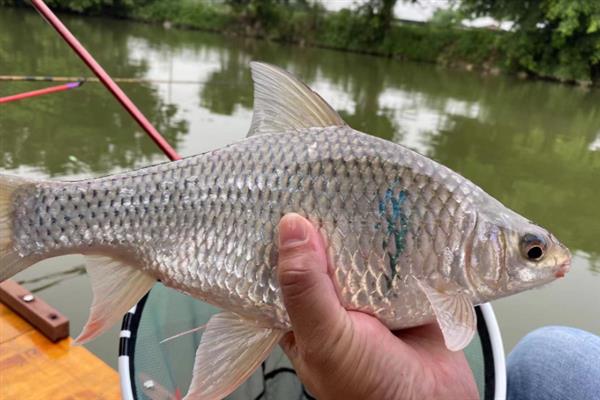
[184,312,284,400]
[415,278,476,351]
[75,255,155,344]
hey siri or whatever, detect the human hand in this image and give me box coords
[276,213,479,400]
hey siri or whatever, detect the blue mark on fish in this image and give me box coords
[378,188,409,288]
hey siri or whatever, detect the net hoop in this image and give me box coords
[119,293,506,400]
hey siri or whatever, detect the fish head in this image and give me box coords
[502,221,571,288]
[470,206,571,299]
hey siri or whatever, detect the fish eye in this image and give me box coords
[520,233,547,262]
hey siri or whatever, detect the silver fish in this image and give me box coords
[0,62,571,399]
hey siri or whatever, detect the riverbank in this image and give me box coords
[131,2,504,76]
[1,1,596,86]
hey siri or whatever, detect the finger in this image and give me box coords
[394,322,444,342]
[396,322,453,352]
[279,331,297,358]
[277,213,345,344]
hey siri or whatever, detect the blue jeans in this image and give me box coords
[507,326,600,400]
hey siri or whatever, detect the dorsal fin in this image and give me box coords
[247,62,346,136]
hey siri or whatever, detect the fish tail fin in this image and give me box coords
[1,174,38,281]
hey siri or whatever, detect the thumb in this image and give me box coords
[277,214,346,348]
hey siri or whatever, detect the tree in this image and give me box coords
[460,0,600,83]
[430,8,465,29]
[357,0,398,42]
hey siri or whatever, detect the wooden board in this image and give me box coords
[0,280,69,342]
[0,303,121,400]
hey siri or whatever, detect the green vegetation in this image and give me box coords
[461,0,600,84]
[1,0,598,84]
[134,0,504,72]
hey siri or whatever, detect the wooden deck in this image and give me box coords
[0,303,121,399]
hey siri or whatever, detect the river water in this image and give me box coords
[1,8,599,372]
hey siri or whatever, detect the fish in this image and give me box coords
[0,62,571,399]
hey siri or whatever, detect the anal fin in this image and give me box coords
[415,278,476,351]
[75,255,155,344]
[184,312,284,400]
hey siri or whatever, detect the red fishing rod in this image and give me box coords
[30,0,181,162]
[0,81,82,104]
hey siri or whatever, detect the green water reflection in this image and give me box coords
[0,9,188,176]
[1,8,598,358]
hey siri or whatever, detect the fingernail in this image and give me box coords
[279,215,308,248]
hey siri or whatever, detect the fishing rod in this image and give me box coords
[0,81,83,104]
[31,0,181,161]
[0,75,217,85]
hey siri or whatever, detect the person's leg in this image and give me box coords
[507,326,600,400]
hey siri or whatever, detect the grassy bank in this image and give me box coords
[2,0,596,85]
[130,1,505,75]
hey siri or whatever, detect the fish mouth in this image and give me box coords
[554,260,571,278]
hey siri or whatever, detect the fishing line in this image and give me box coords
[0,75,233,85]
[159,324,207,344]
